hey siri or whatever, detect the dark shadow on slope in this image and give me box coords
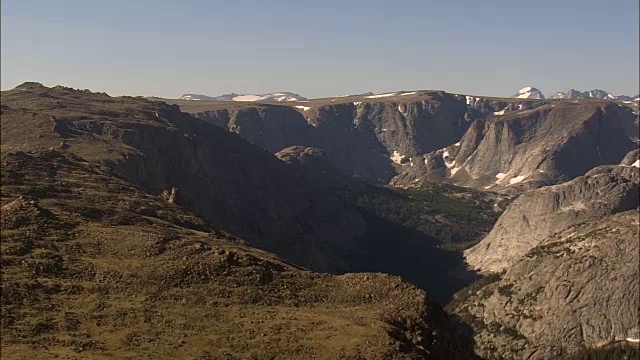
[446,313,482,360]
[349,211,481,304]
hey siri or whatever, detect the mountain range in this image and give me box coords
[549,88,640,101]
[2,82,639,360]
[180,87,639,104]
[180,92,307,102]
[512,86,639,102]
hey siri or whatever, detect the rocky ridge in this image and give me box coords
[449,151,640,359]
[463,158,639,273]
[393,101,638,192]
[450,209,639,360]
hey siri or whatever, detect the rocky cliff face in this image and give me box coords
[275,146,364,192]
[450,210,639,360]
[182,92,637,193]
[196,105,316,153]
[464,161,639,273]
[448,151,640,358]
[393,102,638,192]
[189,92,543,184]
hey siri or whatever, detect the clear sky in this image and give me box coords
[1,0,638,98]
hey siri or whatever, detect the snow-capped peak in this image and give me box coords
[550,89,636,101]
[512,87,545,100]
[180,92,307,102]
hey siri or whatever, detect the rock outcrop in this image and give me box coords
[464,164,639,273]
[585,149,640,184]
[451,210,639,359]
[393,102,638,192]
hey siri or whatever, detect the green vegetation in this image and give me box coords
[351,182,507,250]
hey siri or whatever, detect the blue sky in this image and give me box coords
[1,0,638,98]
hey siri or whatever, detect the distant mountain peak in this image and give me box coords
[550,88,636,101]
[512,87,545,100]
[180,92,307,102]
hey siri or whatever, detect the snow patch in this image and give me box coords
[391,151,406,164]
[295,106,310,111]
[513,86,545,99]
[632,159,640,168]
[509,175,526,184]
[493,109,506,115]
[495,173,507,180]
[353,102,362,106]
[466,96,475,105]
[454,141,462,146]
[367,93,396,99]
[233,95,262,102]
[442,149,456,169]
[450,166,462,175]
[400,92,416,96]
